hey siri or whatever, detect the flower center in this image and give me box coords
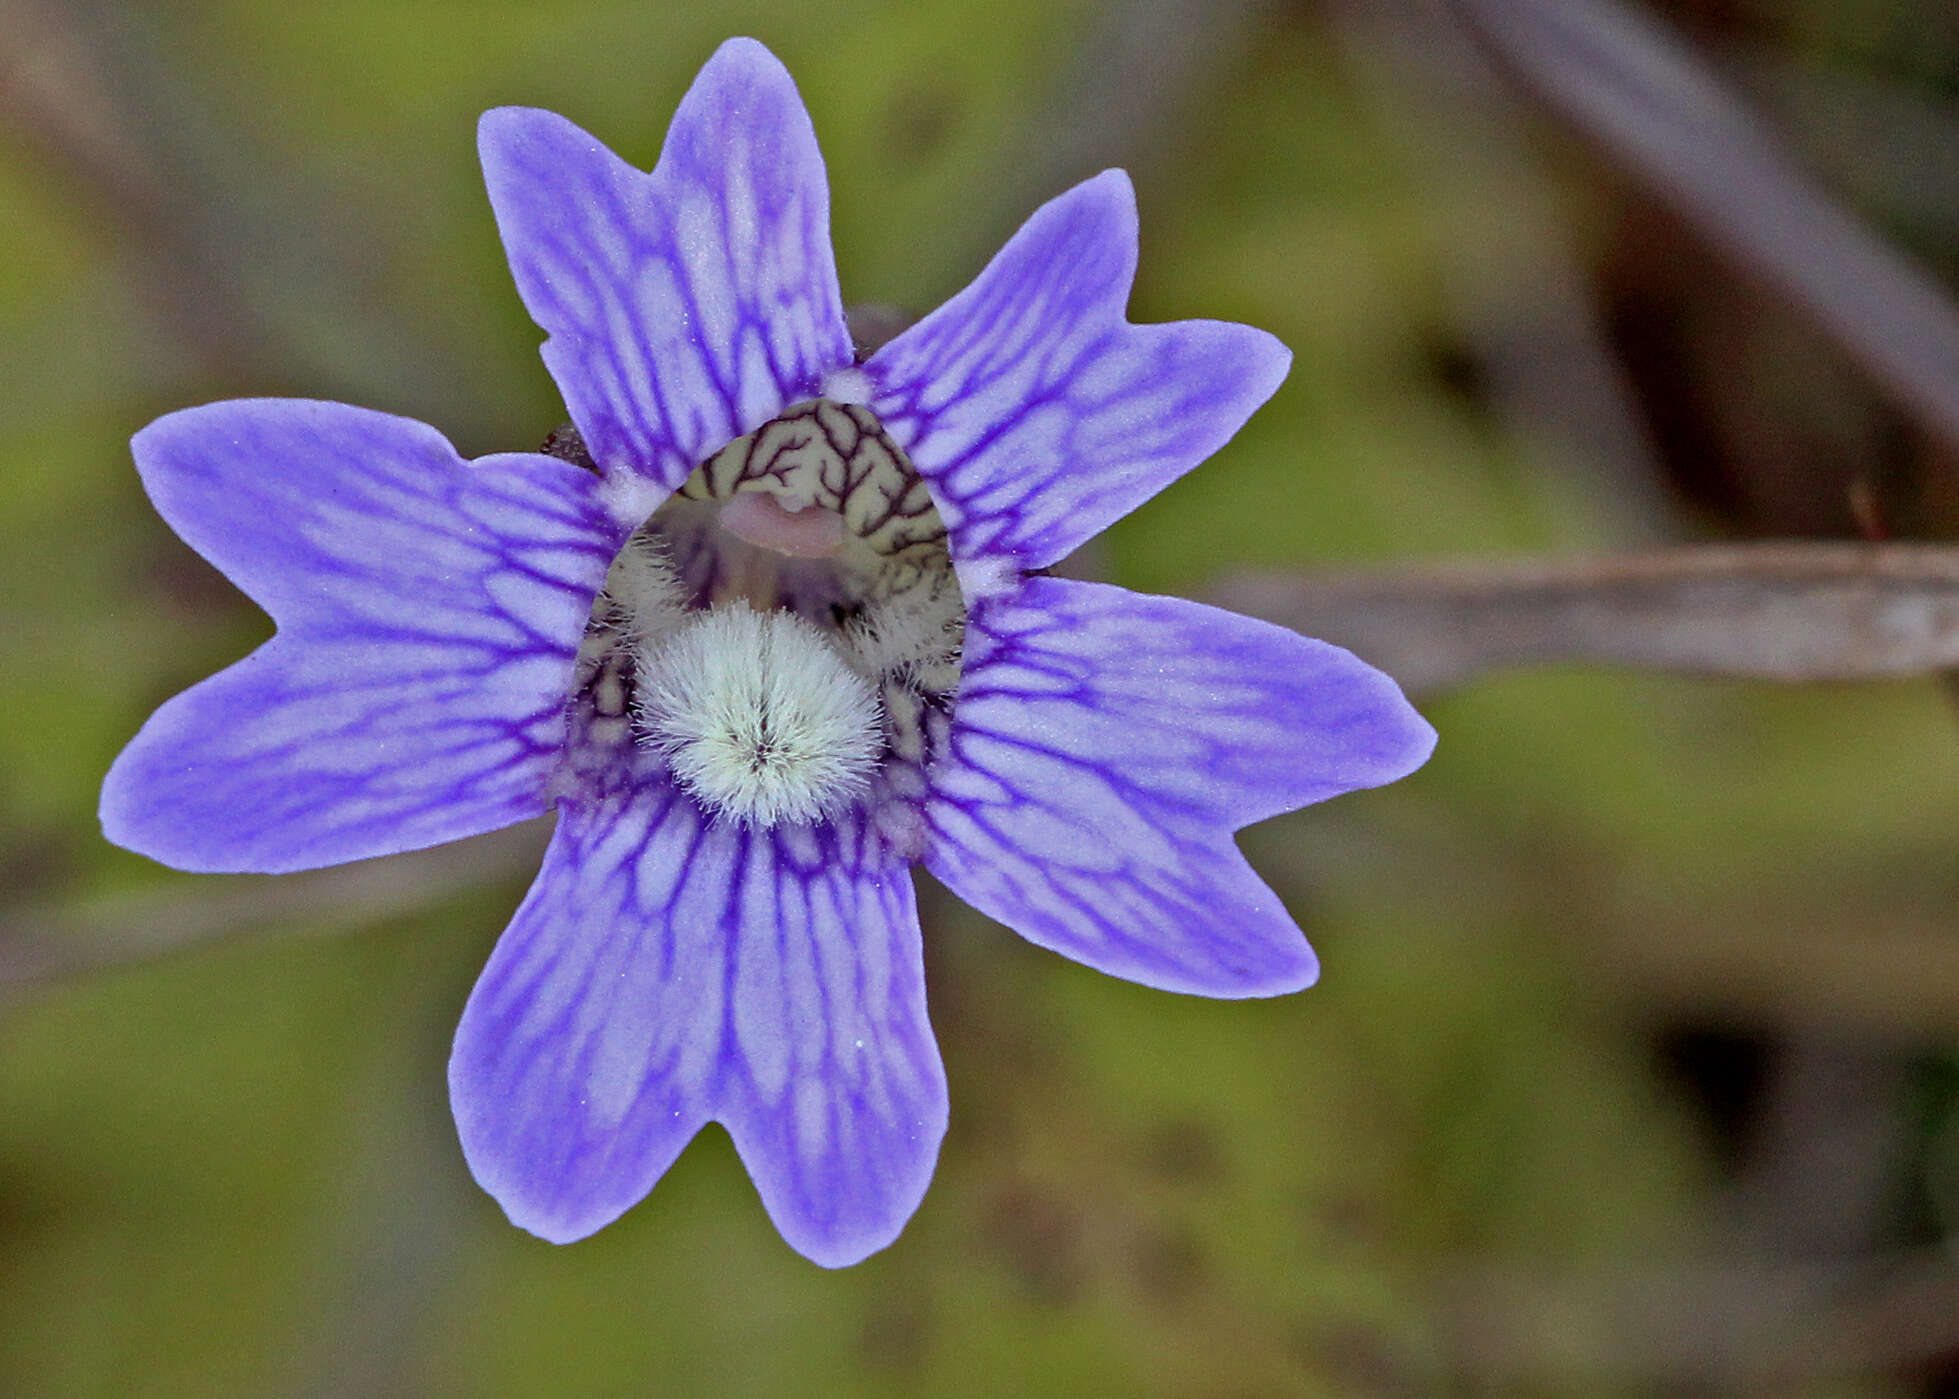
[572,399,965,833]
[637,604,882,828]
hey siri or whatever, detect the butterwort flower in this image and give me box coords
[100,38,1435,1266]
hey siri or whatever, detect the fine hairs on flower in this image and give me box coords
[604,533,689,643]
[842,574,964,687]
[633,603,884,828]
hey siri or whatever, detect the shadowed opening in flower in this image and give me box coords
[566,398,966,834]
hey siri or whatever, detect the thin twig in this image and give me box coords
[1214,542,1959,691]
[1448,0,1959,449]
[0,823,548,993]
[946,0,1277,275]
[1327,0,1675,544]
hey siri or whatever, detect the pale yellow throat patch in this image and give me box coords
[578,398,967,830]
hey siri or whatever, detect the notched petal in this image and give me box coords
[721,841,947,1268]
[925,577,1434,996]
[101,400,619,873]
[480,38,853,499]
[449,780,717,1244]
[867,169,1292,571]
[450,776,946,1265]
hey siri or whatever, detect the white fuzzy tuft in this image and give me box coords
[605,535,690,642]
[635,604,883,828]
[842,576,965,683]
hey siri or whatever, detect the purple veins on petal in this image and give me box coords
[925,577,1436,997]
[479,37,854,499]
[99,399,620,874]
[450,762,946,1267]
[865,168,1292,574]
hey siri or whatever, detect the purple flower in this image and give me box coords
[99,38,1435,1267]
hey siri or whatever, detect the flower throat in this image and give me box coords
[572,399,966,833]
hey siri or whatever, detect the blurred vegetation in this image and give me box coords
[5,0,1959,1394]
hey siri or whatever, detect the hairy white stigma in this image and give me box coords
[634,604,883,828]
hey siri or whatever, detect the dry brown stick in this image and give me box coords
[1327,0,1675,544]
[1447,0,1959,449]
[938,0,1277,278]
[1214,542,1959,693]
[0,823,548,993]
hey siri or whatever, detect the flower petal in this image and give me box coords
[865,169,1291,573]
[450,772,946,1267]
[480,38,853,498]
[100,399,617,874]
[925,578,1436,996]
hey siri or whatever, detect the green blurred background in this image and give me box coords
[6,0,1959,1394]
